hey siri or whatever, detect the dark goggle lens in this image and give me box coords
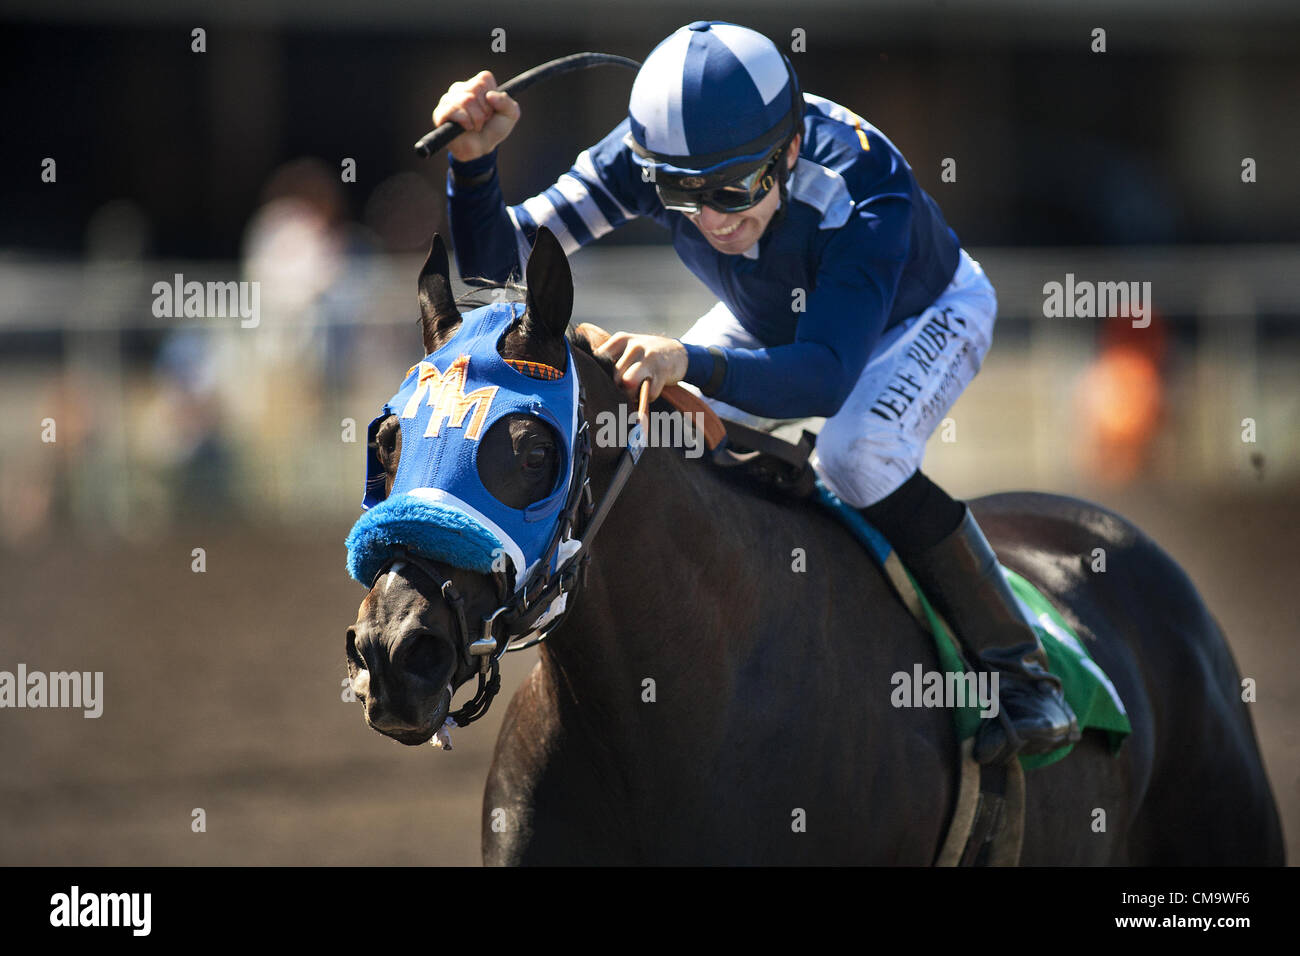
[656,158,778,213]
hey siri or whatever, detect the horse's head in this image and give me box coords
[344,227,582,745]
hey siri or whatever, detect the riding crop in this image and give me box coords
[414,52,641,157]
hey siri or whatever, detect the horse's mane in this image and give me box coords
[455,277,527,309]
[566,324,617,381]
[457,274,619,384]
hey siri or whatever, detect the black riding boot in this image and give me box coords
[905,507,1081,764]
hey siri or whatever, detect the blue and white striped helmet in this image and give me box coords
[627,21,802,184]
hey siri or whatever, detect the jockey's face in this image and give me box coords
[687,135,801,256]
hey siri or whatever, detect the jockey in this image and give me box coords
[433,20,1079,765]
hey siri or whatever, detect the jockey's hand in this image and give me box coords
[595,333,689,403]
[432,71,521,163]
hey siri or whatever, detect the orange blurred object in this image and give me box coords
[1075,308,1168,484]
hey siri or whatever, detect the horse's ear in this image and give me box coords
[523,227,573,341]
[418,234,459,354]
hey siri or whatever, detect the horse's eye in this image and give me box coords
[375,417,401,469]
[524,445,551,471]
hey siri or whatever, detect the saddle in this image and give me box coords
[705,417,818,497]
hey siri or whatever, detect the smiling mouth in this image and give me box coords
[709,220,744,239]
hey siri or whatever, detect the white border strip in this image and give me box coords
[406,487,529,590]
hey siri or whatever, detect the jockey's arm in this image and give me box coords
[447,121,648,283]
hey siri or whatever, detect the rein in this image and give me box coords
[371,375,647,728]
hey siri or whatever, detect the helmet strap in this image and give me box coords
[761,135,798,240]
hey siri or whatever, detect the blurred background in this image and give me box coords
[0,0,1296,865]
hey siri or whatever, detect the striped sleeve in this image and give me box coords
[507,135,645,256]
[448,120,654,280]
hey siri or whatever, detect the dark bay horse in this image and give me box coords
[346,228,1284,865]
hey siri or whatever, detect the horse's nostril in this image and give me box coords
[400,630,458,685]
[346,627,365,671]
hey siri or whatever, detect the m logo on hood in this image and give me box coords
[402,355,499,440]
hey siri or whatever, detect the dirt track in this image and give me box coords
[1,487,1295,865]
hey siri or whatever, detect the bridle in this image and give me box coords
[368,376,646,728]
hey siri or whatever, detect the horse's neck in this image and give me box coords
[538,426,785,750]
[533,421,816,780]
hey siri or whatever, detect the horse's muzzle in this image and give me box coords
[351,627,460,745]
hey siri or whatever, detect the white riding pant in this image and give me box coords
[680,248,997,508]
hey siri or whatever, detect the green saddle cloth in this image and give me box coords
[909,565,1132,770]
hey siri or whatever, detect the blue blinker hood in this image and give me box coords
[345,301,579,589]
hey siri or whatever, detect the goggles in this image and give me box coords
[655,149,783,215]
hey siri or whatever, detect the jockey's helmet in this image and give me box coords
[626,21,803,208]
